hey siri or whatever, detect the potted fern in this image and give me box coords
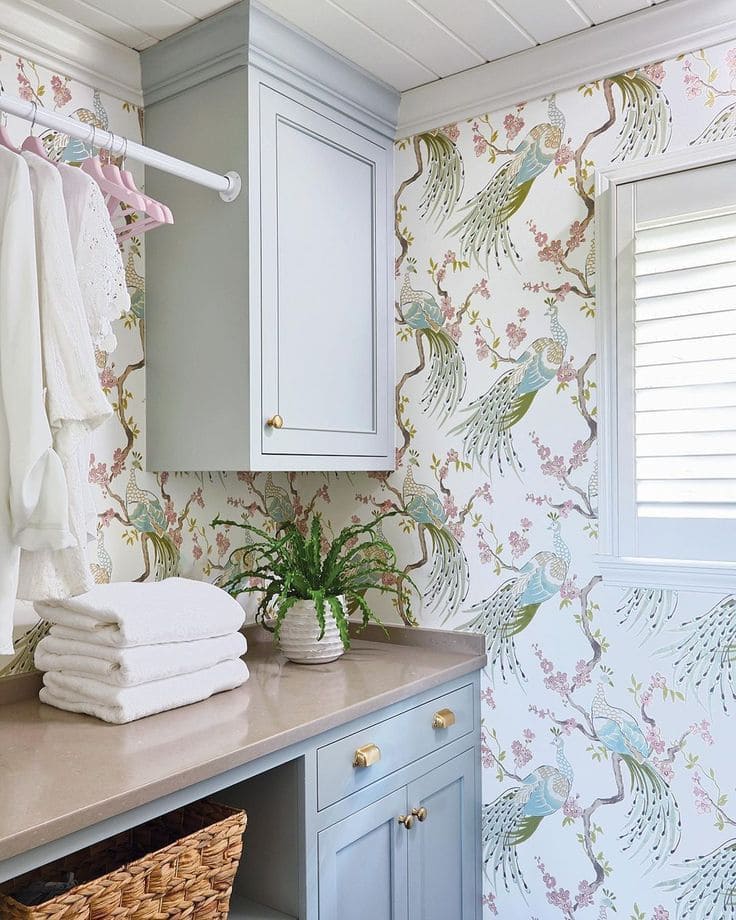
[212,512,414,664]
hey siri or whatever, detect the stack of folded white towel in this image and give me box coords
[33,578,249,724]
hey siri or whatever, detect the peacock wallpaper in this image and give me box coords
[2,37,736,920]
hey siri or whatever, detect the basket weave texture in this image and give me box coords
[0,800,246,919]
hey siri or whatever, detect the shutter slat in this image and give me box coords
[638,502,736,519]
[636,261,736,298]
[636,210,736,250]
[635,382,736,410]
[636,237,736,275]
[636,406,736,434]
[637,285,736,321]
[636,334,736,367]
[637,357,736,388]
[637,479,736,502]
[636,431,736,456]
[637,455,736,479]
[636,309,736,343]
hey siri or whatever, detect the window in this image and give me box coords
[596,143,736,592]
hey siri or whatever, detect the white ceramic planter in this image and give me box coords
[278,596,346,664]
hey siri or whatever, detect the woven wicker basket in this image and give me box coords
[0,799,246,919]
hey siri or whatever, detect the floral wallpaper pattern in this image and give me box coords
[1,34,736,920]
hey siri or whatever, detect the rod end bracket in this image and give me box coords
[220,171,242,203]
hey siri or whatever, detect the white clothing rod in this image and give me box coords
[0,91,241,202]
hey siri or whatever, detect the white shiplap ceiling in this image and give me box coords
[38,0,671,91]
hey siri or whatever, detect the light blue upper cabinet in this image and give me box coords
[141,2,399,472]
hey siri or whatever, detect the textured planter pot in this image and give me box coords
[278,597,346,664]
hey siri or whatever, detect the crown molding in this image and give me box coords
[0,0,142,105]
[397,0,736,138]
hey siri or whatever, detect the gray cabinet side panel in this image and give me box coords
[144,68,249,472]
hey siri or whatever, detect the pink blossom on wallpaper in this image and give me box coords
[474,326,491,361]
[160,471,170,486]
[554,282,572,301]
[192,543,203,561]
[443,494,459,518]
[653,908,671,920]
[441,122,460,142]
[560,578,580,601]
[50,74,71,107]
[170,529,183,549]
[481,687,496,709]
[16,71,33,102]
[651,672,667,690]
[542,455,567,481]
[576,879,595,909]
[88,458,108,485]
[646,725,666,755]
[574,659,592,687]
[506,321,527,348]
[471,278,491,299]
[517,306,529,320]
[192,487,205,509]
[689,719,714,745]
[480,738,496,771]
[164,499,177,527]
[110,448,126,479]
[481,892,498,915]
[99,508,116,527]
[566,220,586,251]
[528,221,548,248]
[535,859,574,914]
[478,532,494,565]
[503,112,524,140]
[447,321,462,343]
[512,738,533,769]
[655,758,674,782]
[727,48,736,77]
[441,295,455,321]
[683,70,703,99]
[508,529,529,559]
[568,439,588,471]
[531,435,551,461]
[563,794,582,820]
[99,367,117,389]
[692,774,712,814]
[557,361,576,385]
[216,532,230,557]
[554,142,574,167]
[449,522,465,542]
[643,61,666,85]
[471,121,488,157]
[538,239,565,267]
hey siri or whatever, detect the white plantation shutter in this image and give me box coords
[633,208,736,523]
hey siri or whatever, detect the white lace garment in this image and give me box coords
[0,147,72,652]
[16,151,113,602]
[59,164,130,354]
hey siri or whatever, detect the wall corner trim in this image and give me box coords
[396,0,736,137]
[0,0,142,105]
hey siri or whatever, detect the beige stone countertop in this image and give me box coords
[0,624,485,862]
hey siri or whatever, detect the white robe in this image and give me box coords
[0,146,72,653]
[16,151,112,604]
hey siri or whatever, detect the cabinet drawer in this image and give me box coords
[316,684,475,810]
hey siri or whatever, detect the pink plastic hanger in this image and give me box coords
[21,102,54,161]
[121,168,173,224]
[103,162,167,227]
[106,136,172,240]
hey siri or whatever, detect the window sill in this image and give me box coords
[593,555,736,594]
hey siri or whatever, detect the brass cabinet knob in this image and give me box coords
[353,743,381,768]
[411,806,428,822]
[432,708,456,730]
[266,414,284,429]
[397,814,414,830]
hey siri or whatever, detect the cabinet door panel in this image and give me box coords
[319,787,408,920]
[407,749,477,920]
[259,83,391,460]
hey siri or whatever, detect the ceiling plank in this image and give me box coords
[495,0,591,43]
[414,0,534,62]
[333,0,484,77]
[81,0,198,41]
[163,0,239,16]
[40,0,158,48]
[257,0,438,89]
[575,0,651,20]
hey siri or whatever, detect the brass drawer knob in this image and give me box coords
[432,708,456,730]
[266,414,284,429]
[353,743,381,768]
[411,806,428,822]
[398,814,414,830]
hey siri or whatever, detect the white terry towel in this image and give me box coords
[35,578,245,647]
[35,630,247,687]
[40,658,249,724]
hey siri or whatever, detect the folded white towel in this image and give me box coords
[35,630,247,687]
[40,658,249,724]
[35,578,245,647]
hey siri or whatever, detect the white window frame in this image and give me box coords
[595,138,736,593]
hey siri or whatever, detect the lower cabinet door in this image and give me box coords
[407,748,478,920]
[318,788,409,920]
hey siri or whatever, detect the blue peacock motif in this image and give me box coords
[461,515,569,682]
[483,736,573,894]
[592,685,681,869]
[400,272,466,424]
[450,95,565,268]
[452,301,567,475]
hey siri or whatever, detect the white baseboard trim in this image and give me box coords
[397,0,736,137]
[0,0,142,105]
